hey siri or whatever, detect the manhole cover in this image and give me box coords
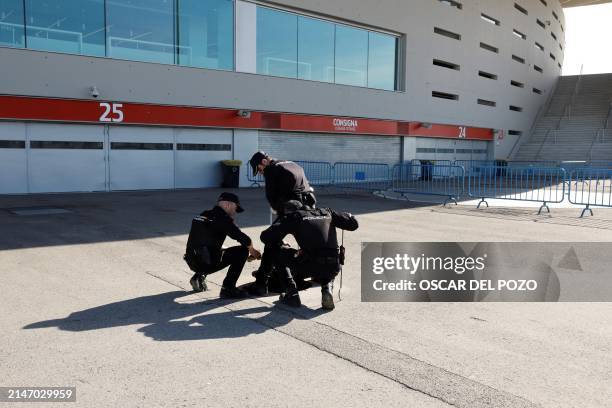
[6,206,72,216]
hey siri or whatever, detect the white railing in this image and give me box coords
[0,22,19,45]
[1,22,84,51]
[107,36,192,62]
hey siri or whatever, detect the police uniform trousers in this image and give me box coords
[271,246,339,291]
[186,245,249,289]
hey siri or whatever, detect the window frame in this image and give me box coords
[1,0,402,91]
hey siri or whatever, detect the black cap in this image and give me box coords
[218,192,244,213]
[249,151,268,175]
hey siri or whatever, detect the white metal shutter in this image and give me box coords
[258,131,401,165]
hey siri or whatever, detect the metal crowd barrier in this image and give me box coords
[391,163,465,206]
[332,162,391,192]
[245,163,265,187]
[507,160,559,168]
[294,160,333,187]
[587,160,612,169]
[559,161,589,172]
[568,168,612,217]
[453,160,497,176]
[467,166,566,214]
[411,159,453,167]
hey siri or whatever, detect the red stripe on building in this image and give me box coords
[0,95,493,140]
[404,122,493,140]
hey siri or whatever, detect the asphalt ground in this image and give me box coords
[1,188,611,407]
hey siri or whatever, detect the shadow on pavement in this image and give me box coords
[23,290,323,341]
[0,188,421,251]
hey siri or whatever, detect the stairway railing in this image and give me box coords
[536,129,554,159]
[605,98,612,129]
[588,129,603,161]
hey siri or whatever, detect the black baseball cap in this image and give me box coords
[218,192,244,213]
[249,151,268,175]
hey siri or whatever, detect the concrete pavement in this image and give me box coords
[1,189,611,407]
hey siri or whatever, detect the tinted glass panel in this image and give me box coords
[25,0,105,56]
[335,25,368,87]
[256,7,297,78]
[30,141,103,149]
[106,0,175,64]
[297,16,334,83]
[177,143,231,151]
[0,140,25,148]
[0,0,25,48]
[368,32,397,90]
[177,0,234,70]
[111,142,173,150]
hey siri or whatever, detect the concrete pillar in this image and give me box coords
[233,129,259,187]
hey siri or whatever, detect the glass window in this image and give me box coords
[0,0,24,48]
[335,25,368,87]
[256,7,297,78]
[177,0,234,71]
[106,0,175,64]
[297,16,334,83]
[24,0,104,56]
[368,32,398,90]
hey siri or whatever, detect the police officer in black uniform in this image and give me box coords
[259,200,358,310]
[248,151,316,213]
[248,152,317,295]
[184,192,261,299]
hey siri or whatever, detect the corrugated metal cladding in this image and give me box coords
[258,131,401,164]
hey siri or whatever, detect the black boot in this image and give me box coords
[280,290,301,307]
[189,274,207,293]
[247,281,269,296]
[220,286,248,299]
[321,281,335,310]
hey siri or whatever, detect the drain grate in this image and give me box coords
[6,206,72,216]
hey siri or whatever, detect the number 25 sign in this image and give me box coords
[99,103,124,123]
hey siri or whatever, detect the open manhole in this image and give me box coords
[6,206,73,216]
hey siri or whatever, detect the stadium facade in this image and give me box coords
[0,0,567,193]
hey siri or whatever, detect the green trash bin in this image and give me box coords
[220,160,242,188]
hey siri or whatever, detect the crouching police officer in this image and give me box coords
[184,192,261,299]
[258,201,358,310]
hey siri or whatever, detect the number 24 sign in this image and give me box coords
[458,126,467,139]
[99,103,124,123]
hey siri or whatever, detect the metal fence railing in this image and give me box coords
[411,159,453,167]
[332,162,391,192]
[294,160,333,187]
[243,158,612,217]
[391,163,465,206]
[245,163,265,187]
[568,168,612,217]
[453,160,497,176]
[559,161,589,172]
[467,166,567,214]
[586,160,612,169]
[507,160,559,168]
